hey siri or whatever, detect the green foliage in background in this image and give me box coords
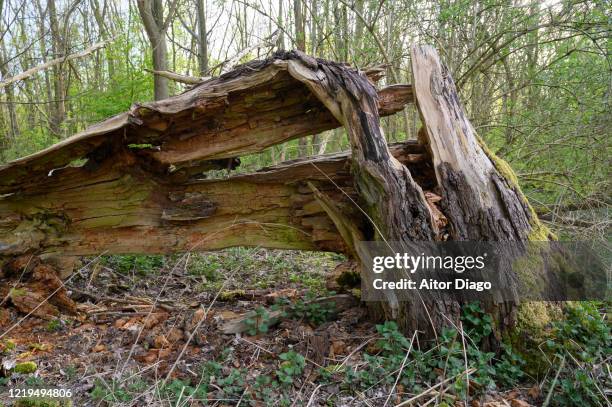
[102,254,165,276]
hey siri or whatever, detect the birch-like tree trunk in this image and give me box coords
[137,0,170,100]
[196,0,208,75]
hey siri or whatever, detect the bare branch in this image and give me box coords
[0,40,110,90]
[144,68,209,84]
[218,29,280,74]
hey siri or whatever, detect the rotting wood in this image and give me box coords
[0,62,412,195]
[0,142,430,259]
[0,49,561,341]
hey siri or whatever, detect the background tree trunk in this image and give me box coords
[294,0,308,157]
[48,0,66,134]
[196,0,208,75]
[137,0,170,100]
[0,46,19,141]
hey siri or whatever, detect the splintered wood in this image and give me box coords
[0,49,553,335]
[0,54,420,260]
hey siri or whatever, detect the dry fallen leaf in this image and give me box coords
[114,318,128,328]
[329,340,346,357]
[506,390,519,399]
[143,312,168,329]
[154,334,170,349]
[191,308,207,327]
[216,310,240,320]
[0,308,10,326]
[510,399,530,407]
[121,317,143,331]
[92,344,106,352]
[139,348,172,364]
[265,289,297,301]
[166,327,183,343]
[527,385,540,399]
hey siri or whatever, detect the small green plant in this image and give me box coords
[541,302,610,406]
[63,364,77,381]
[1,339,16,354]
[555,369,602,406]
[316,367,333,384]
[376,321,411,355]
[187,254,222,281]
[91,379,131,403]
[91,377,147,403]
[276,351,306,386]
[24,376,44,387]
[46,319,62,332]
[13,361,37,374]
[12,398,66,407]
[461,302,493,343]
[342,308,529,397]
[103,254,164,276]
[217,368,248,400]
[244,306,271,336]
[287,292,336,326]
[252,375,279,403]
[494,344,525,387]
[201,359,223,379]
[163,378,208,403]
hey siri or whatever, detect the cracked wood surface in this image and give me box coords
[0,62,411,195]
[0,49,556,339]
[0,141,430,258]
[0,51,419,261]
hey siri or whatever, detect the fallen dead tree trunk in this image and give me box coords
[0,141,430,260]
[0,49,569,342]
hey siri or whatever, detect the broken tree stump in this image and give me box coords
[0,49,564,342]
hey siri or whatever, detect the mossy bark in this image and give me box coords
[0,50,563,344]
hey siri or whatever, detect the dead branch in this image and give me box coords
[144,68,210,84]
[0,40,111,90]
[219,29,280,74]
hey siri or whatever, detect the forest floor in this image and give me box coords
[0,249,605,406]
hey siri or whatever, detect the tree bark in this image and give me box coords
[0,141,426,260]
[283,47,554,340]
[137,0,170,100]
[0,61,415,263]
[0,43,19,141]
[90,0,115,82]
[48,0,66,134]
[294,0,308,157]
[293,0,305,52]
[0,49,557,342]
[196,0,208,75]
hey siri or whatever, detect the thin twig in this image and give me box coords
[383,331,417,407]
[395,368,477,407]
[542,355,566,407]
